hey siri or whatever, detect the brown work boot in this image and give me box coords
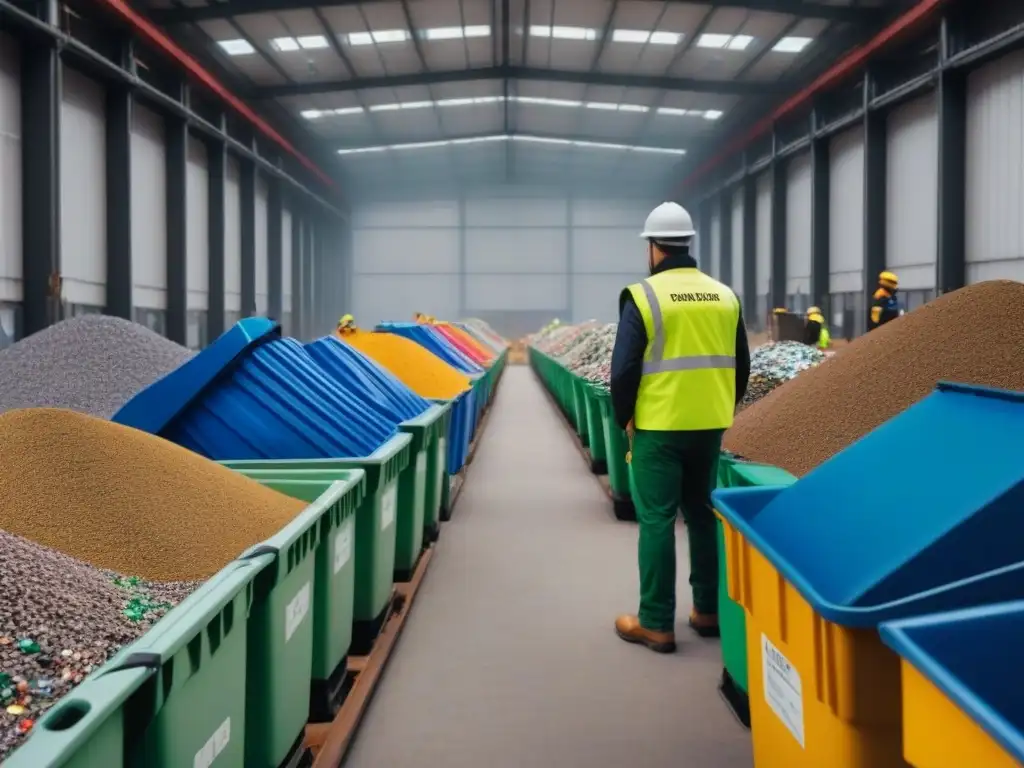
[688,610,720,638]
[614,615,677,653]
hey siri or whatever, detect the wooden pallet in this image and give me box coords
[305,545,435,767]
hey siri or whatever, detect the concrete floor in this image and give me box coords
[344,366,753,767]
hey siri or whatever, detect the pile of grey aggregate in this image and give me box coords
[0,315,194,419]
[0,530,198,760]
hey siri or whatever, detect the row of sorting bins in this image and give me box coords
[711,381,1024,767]
[8,317,506,768]
[9,469,369,768]
[527,346,634,520]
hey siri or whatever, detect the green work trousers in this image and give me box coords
[631,428,723,632]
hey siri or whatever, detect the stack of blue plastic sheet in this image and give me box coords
[306,335,431,422]
[113,318,398,459]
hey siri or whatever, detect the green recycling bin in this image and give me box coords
[592,386,635,521]
[220,431,411,655]
[714,453,796,727]
[583,382,607,474]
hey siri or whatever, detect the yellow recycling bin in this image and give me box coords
[712,382,1024,767]
[881,601,1024,767]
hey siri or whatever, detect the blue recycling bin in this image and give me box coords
[712,382,1024,767]
[881,601,1024,767]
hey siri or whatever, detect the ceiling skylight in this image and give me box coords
[348,29,410,45]
[271,35,329,52]
[337,134,686,155]
[656,107,724,120]
[303,94,687,121]
[612,29,682,45]
[217,39,255,56]
[424,25,491,40]
[529,25,598,41]
[301,106,365,119]
[697,33,754,51]
[773,36,813,53]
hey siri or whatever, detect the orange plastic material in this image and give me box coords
[433,326,491,365]
[899,662,1019,768]
[444,324,495,360]
[720,517,906,767]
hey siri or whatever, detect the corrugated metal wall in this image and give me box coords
[60,66,107,311]
[351,201,462,327]
[731,187,743,297]
[709,208,721,279]
[829,127,865,295]
[224,156,243,317]
[351,194,652,334]
[570,199,648,324]
[130,103,168,329]
[755,173,772,319]
[0,34,19,329]
[785,153,812,310]
[254,176,269,315]
[966,49,1024,283]
[887,95,938,292]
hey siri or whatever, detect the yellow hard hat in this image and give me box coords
[337,314,355,333]
[806,306,821,317]
[879,270,899,288]
[772,307,788,315]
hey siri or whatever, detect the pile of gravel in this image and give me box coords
[0,316,194,419]
[0,530,198,760]
[724,280,1024,476]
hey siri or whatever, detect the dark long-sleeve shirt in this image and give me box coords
[609,255,751,430]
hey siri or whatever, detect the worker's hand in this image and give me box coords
[626,419,635,440]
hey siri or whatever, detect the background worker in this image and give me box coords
[803,306,831,350]
[609,202,750,654]
[869,270,904,331]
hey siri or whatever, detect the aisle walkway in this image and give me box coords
[345,367,753,767]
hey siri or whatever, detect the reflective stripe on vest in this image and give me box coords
[637,279,737,376]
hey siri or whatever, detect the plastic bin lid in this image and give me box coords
[114,318,396,459]
[713,382,1024,626]
[880,601,1024,762]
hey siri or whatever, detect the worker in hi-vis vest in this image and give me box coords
[610,202,750,654]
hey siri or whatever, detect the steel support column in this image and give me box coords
[165,109,188,344]
[105,83,133,320]
[267,178,283,322]
[239,160,256,316]
[742,175,758,325]
[769,152,788,310]
[863,74,887,330]
[937,18,967,295]
[206,137,226,339]
[719,191,732,287]
[290,206,303,338]
[19,4,60,335]
[810,117,831,313]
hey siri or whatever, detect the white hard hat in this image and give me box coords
[640,202,696,240]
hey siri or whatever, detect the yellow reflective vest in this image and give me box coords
[624,268,741,431]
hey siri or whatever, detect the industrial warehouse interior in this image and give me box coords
[2,0,1024,766]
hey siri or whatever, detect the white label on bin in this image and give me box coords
[193,716,231,768]
[436,439,447,494]
[284,581,311,643]
[762,634,805,748]
[333,520,353,574]
[380,484,397,531]
[416,451,427,475]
